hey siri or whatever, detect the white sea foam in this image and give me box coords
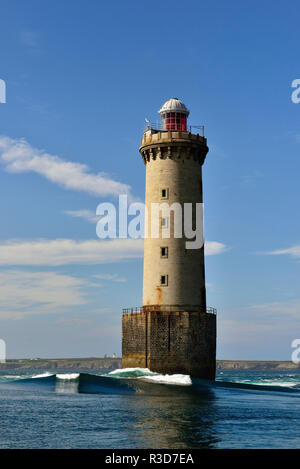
[32,372,53,379]
[252,381,297,388]
[109,367,154,377]
[227,378,298,388]
[0,375,24,382]
[2,375,22,379]
[56,373,80,380]
[140,373,192,386]
[109,367,192,385]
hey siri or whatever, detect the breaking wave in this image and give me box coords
[108,368,192,385]
[32,372,54,379]
[0,368,299,395]
[56,373,80,380]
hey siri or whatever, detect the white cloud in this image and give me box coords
[0,136,131,198]
[0,238,225,266]
[204,241,227,256]
[64,209,100,223]
[55,318,92,327]
[220,300,300,339]
[93,274,127,283]
[218,299,300,353]
[0,238,143,266]
[0,270,89,319]
[267,245,300,259]
[248,300,300,320]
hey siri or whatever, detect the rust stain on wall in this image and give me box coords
[155,286,163,304]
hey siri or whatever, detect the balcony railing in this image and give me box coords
[144,123,205,137]
[122,306,216,315]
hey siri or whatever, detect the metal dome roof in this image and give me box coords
[158,98,190,116]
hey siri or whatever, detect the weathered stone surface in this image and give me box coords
[140,132,208,310]
[122,312,147,368]
[122,311,216,379]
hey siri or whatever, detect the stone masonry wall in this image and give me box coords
[122,310,216,379]
[122,312,147,368]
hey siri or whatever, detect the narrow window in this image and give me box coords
[160,247,168,258]
[160,275,168,286]
[161,188,169,199]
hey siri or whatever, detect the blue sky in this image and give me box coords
[0,0,299,359]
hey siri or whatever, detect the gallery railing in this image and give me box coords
[144,123,205,136]
[122,306,217,315]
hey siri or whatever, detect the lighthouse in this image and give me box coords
[122,98,216,380]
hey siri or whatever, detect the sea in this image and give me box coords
[0,367,299,449]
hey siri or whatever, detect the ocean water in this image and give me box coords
[0,367,299,449]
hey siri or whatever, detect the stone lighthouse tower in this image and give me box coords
[122,98,216,380]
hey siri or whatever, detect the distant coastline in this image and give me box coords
[216,360,300,370]
[0,358,299,371]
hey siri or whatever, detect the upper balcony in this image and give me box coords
[144,121,205,137]
[140,124,207,152]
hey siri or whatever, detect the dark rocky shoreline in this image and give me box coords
[0,358,299,371]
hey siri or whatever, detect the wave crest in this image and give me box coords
[56,373,80,381]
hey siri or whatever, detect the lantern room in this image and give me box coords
[158,97,190,131]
